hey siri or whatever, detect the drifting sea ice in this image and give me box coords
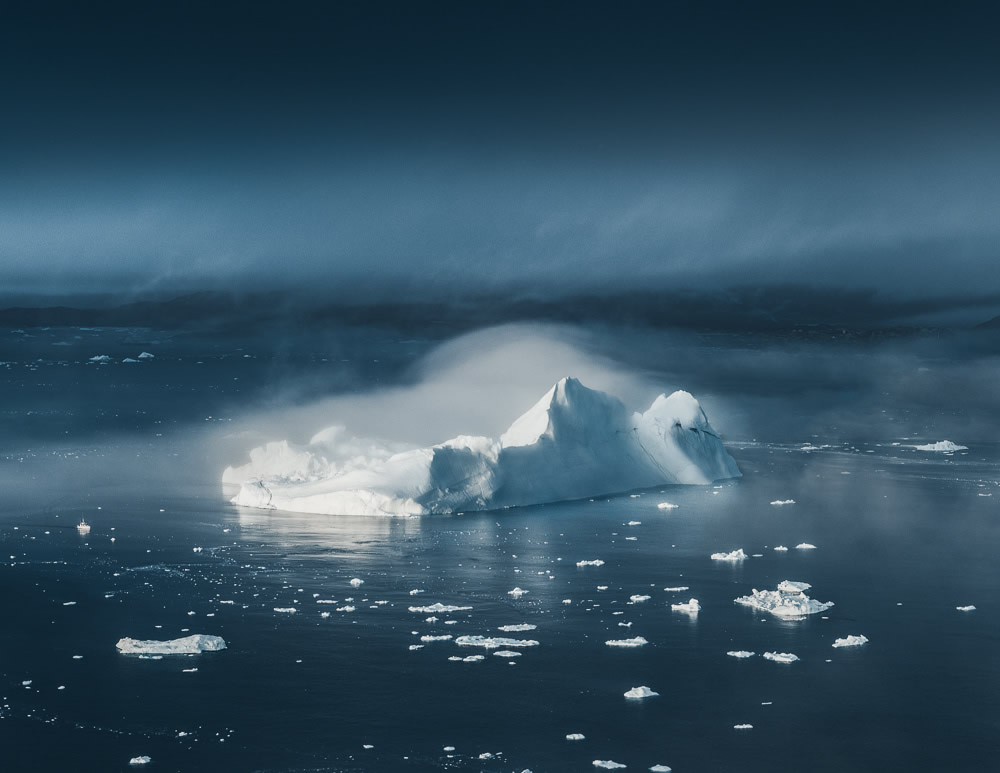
[273,607,297,614]
[773,545,789,551]
[455,635,539,649]
[129,756,152,766]
[649,766,672,772]
[577,559,605,567]
[566,733,585,741]
[762,651,799,663]
[116,634,227,655]
[408,603,473,613]
[498,624,537,632]
[629,594,651,603]
[733,724,753,730]
[727,650,755,658]
[734,581,833,619]
[508,587,529,598]
[832,635,869,648]
[795,543,817,550]
[913,440,967,452]
[349,578,364,587]
[419,635,453,642]
[711,548,747,562]
[670,599,700,614]
[662,586,689,592]
[956,605,976,612]
[770,499,795,505]
[493,650,522,658]
[605,636,648,647]
[657,502,679,510]
[593,762,627,770]
[624,685,659,699]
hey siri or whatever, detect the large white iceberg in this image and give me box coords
[116,634,227,655]
[734,581,833,619]
[912,440,967,452]
[223,378,740,516]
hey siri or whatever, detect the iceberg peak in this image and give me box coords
[225,377,740,516]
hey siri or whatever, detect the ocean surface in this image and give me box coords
[1,323,998,771]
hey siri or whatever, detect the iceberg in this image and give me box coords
[116,634,227,655]
[913,440,967,452]
[455,635,539,648]
[566,733,586,741]
[711,548,747,562]
[735,581,833,619]
[624,685,658,699]
[670,599,700,614]
[605,636,648,647]
[576,559,605,567]
[224,378,740,516]
[498,624,537,632]
[408,603,473,613]
[956,605,976,612]
[762,651,799,663]
[129,756,152,766]
[726,650,755,658]
[593,762,627,770]
[770,499,795,506]
[832,634,869,648]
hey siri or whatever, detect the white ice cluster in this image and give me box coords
[734,580,833,619]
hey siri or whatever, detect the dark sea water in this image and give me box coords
[1,323,998,772]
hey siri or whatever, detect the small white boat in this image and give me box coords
[77,519,91,535]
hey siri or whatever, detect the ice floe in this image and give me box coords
[593,761,627,770]
[832,635,869,648]
[912,440,967,452]
[566,733,585,741]
[733,724,753,730]
[225,378,740,516]
[670,599,700,614]
[762,651,799,663]
[498,624,537,632]
[116,634,227,655]
[773,545,789,551]
[624,685,659,699]
[657,502,679,510]
[649,766,672,772]
[420,635,453,642]
[576,559,605,567]
[795,543,817,550]
[734,581,833,619]
[605,636,648,647]
[629,594,651,603]
[129,756,152,766]
[770,499,795,505]
[711,548,747,562]
[662,586,689,592]
[493,650,522,658]
[956,605,976,612]
[508,587,529,598]
[727,650,755,658]
[455,635,539,649]
[408,603,473,613]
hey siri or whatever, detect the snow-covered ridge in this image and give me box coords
[224,377,740,516]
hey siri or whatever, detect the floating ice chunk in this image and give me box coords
[336,606,355,612]
[349,578,364,587]
[773,545,789,551]
[627,521,641,526]
[605,636,648,648]
[649,767,672,772]
[735,582,833,619]
[138,351,154,359]
[624,685,659,699]
[795,543,816,550]
[225,379,740,516]
[89,355,112,363]
[458,655,484,662]
[508,587,529,598]
[129,756,152,766]
[770,499,795,505]
[762,651,799,663]
[657,502,679,510]
[956,605,976,612]
[593,761,627,769]
[116,634,227,655]
[273,607,297,614]
[576,559,605,567]
[455,635,539,649]
[408,603,473,613]
[662,586,689,592]
[420,634,453,642]
[832,634,869,648]
[711,549,747,562]
[192,547,203,553]
[913,440,967,452]
[776,580,811,594]
[629,594,651,603]
[727,650,755,658]
[566,733,585,741]
[408,644,423,650]
[498,624,537,632]
[493,650,522,658]
[671,599,700,614]
[409,589,424,595]
[733,724,753,730]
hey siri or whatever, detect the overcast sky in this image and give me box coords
[2,1,998,299]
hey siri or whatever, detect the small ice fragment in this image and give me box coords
[498,624,537,632]
[408,603,473,613]
[762,651,799,663]
[795,543,817,550]
[562,599,572,604]
[657,502,679,510]
[320,611,330,618]
[349,578,364,587]
[576,559,605,567]
[913,440,967,451]
[597,585,608,591]
[116,634,226,655]
[733,724,753,730]
[650,767,672,772]
[273,607,297,614]
[129,756,152,766]
[710,549,747,562]
[770,499,795,506]
[363,744,374,749]
[774,545,789,551]
[455,635,539,648]
[493,650,522,657]
[508,587,529,598]
[566,733,585,741]
[63,601,77,606]
[335,605,355,612]
[408,644,424,650]
[671,599,700,614]
[627,521,641,526]
[624,685,658,699]
[192,547,203,553]
[629,594,651,603]
[182,667,198,673]
[956,605,976,612]
[776,580,811,594]
[832,634,869,648]
[593,761,627,769]
[138,352,154,359]
[420,634,453,642]
[605,636,648,647]
[662,586,689,592]
[408,589,424,595]
[727,650,755,658]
